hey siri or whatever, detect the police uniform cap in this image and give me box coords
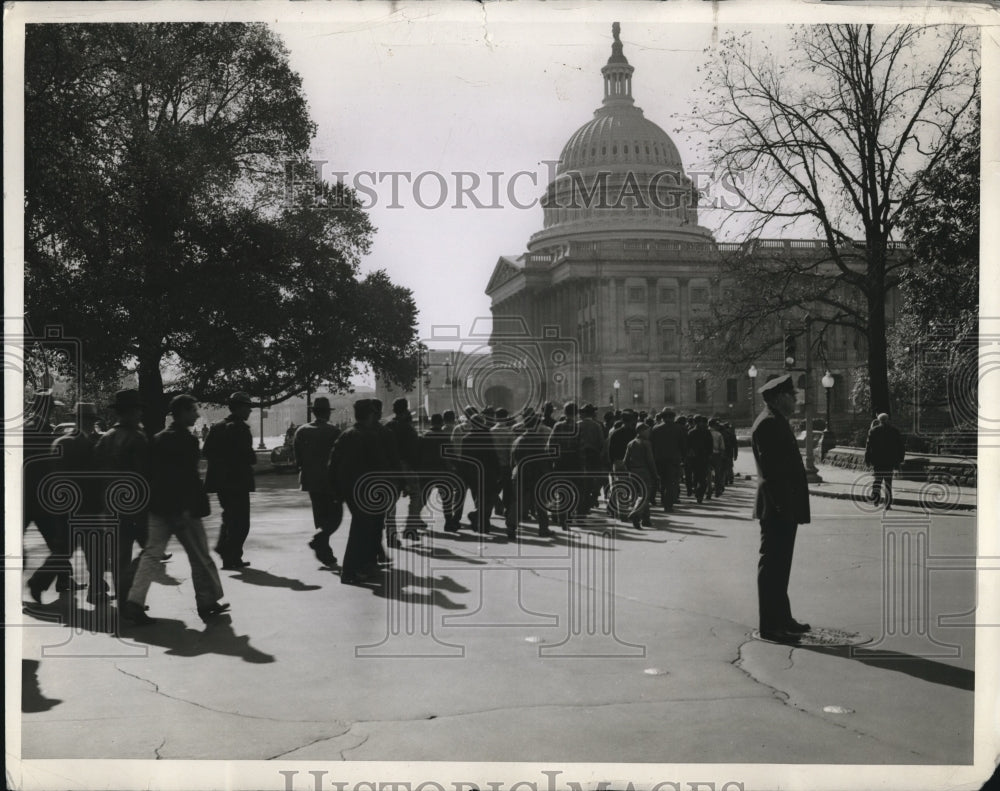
[758,374,795,397]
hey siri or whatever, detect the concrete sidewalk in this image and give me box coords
[799,462,977,511]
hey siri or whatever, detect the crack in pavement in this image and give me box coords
[266,729,354,760]
[730,639,926,760]
[113,664,342,726]
[154,737,166,760]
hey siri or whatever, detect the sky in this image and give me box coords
[274,16,736,355]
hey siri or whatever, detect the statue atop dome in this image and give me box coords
[608,22,628,66]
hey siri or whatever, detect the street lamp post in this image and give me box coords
[748,365,758,417]
[613,379,620,411]
[258,405,266,450]
[821,370,835,463]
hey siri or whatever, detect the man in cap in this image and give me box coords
[864,413,906,509]
[124,394,228,624]
[203,392,256,569]
[384,397,427,545]
[94,389,152,604]
[606,409,638,520]
[27,401,102,604]
[293,396,342,566]
[751,374,811,643]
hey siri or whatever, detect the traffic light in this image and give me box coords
[783,333,797,369]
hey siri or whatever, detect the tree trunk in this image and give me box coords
[867,290,891,417]
[138,345,166,435]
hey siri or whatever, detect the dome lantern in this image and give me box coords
[602,22,635,106]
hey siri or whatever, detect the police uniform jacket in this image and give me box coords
[293,420,341,493]
[751,405,810,524]
[203,414,256,493]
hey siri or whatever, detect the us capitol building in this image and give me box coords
[383,25,901,422]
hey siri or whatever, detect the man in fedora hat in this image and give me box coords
[293,396,342,566]
[27,401,101,604]
[578,403,605,512]
[94,389,152,603]
[203,392,256,569]
[751,374,812,643]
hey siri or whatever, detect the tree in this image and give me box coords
[688,24,979,414]
[25,24,418,432]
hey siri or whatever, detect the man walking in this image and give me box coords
[421,413,462,531]
[865,413,906,509]
[28,402,101,604]
[384,398,426,545]
[93,389,151,604]
[329,399,390,584]
[124,395,228,624]
[547,402,583,528]
[650,409,686,511]
[293,397,342,567]
[204,392,256,570]
[751,375,811,643]
[686,416,715,503]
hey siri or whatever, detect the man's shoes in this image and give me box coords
[402,529,422,542]
[86,587,114,606]
[26,578,46,604]
[340,571,370,585]
[221,560,249,570]
[538,528,554,537]
[759,629,801,644]
[785,619,811,633]
[443,522,461,533]
[160,553,172,562]
[197,601,231,621]
[122,600,156,625]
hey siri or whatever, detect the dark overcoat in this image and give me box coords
[751,405,810,524]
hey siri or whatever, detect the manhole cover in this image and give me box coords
[752,627,873,646]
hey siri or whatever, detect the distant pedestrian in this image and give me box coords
[293,397,342,567]
[708,418,728,497]
[124,395,227,625]
[458,410,500,533]
[686,416,714,503]
[508,415,554,538]
[750,375,811,643]
[420,413,462,531]
[93,389,151,603]
[578,403,606,511]
[623,423,658,528]
[650,409,686,511]
[865,413,906,509]
[329,399,389,584]
[204,392,256,570]
[547,401,583,528]
[384,397,426,545]
[606,410,638,520]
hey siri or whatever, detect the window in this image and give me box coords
[658,286,677,304]
[663,378,677,404]
[690,286,709,304]
[627,286,645,303]
[658,322,678,355]
[695,379,709,404]
[688,319,707,341]
[726,378,738,404]
[630,379,645,407]
[629,327,645,354]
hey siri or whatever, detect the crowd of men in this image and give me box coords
[26,377,839,647]
[293,395,742,584]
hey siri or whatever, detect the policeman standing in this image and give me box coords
[204,392,256,570]
[751,375,811,643]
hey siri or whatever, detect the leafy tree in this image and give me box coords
[688,24,979,414]
[25,23,418,432]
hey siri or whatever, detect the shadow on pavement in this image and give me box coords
[227,567,322,591]
[362,567,469,611]
[22,659,62,713]
[800,644,974,692]
[123,615,275,663]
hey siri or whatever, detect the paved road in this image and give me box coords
[18,458,977,768]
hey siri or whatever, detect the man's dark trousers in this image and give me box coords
[216,489,251,564]
[758,516,798,631]
[310,491,343,538]
[872,468,895,505]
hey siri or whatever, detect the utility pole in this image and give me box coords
[803,315,822,483]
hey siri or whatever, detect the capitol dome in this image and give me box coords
[528,23,713,252]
